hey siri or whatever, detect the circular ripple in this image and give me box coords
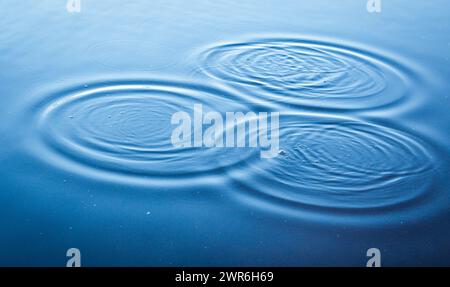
[31,79,257,182]
[230,113,438,215]
[198,38,414,110]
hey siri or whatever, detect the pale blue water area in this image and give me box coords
[0,0,450,266]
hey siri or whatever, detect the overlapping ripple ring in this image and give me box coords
[28,79,258,185]
[229,112,440,221]
[198,38,415,110]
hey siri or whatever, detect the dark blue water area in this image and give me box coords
[1,1,450,266]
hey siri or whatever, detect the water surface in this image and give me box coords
[1,0,450,266]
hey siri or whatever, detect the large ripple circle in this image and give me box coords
[198,38,415,110]
[31,79,257,183]
[229,113,439,218]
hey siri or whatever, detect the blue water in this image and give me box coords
[1,0,450,266]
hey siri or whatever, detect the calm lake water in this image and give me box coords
[0,0,449,266]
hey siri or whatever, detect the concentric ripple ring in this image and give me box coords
[198,37,417,110]
[25,78,258,185]
[229,112,440,221]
